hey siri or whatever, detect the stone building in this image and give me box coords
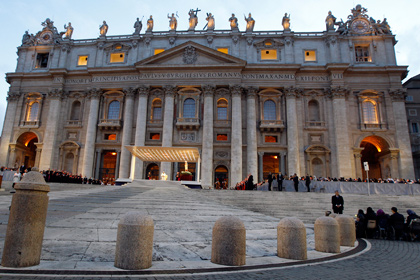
[0,5,415,188]
[404,74,420,179]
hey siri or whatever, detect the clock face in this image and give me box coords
[351,19,370,34]
[38,31,53,44]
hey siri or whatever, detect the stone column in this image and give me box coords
[390,89,415,179]
[0,92,20,167]
[133,86,149,179]
[230,85,243,188]
[95,149,102,180]
[258,152,264,182]
[118,88,136,179]
[34,146,42,169]
[246,87,258,179]
[161,85,176,178]
[389,149,400,179]
[353,148,363,180]
[81,89,101,178]
[330,87,352,178]
[201,85,215,188]
[285,87,300,176]
[115,150,121,179]
[39,89,62,171]
[281,152,287,174]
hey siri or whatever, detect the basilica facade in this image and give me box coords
[0,5,414,188]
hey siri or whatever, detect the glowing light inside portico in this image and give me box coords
[126,146,200,163]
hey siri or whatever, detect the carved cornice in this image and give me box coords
[246,86,258,98]
[230,85,242,96]
[88,88,102,99]
[202,84,216,95]
[123,87,136,98]
[163,85,177,97]
[61,43,72,53]
[389,88,406,102]
[329,86,348,99]
[137,85,150,97]
[6,91,21,101]
[284,86,303,98]
[48,88,63,99]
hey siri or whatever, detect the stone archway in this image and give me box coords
[12,132,39,169]
[214,165,228,189]
[145,163,160,180]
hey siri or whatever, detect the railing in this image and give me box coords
[260,120,284,126]
[214,120,232,127]
[20,120,39,127]
[65,120,82,127]
[361,123,387,130]
[176,117,200,123]
[305,121,326,127]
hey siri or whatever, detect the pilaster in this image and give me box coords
[246,87,258,179]
[230,85,243,188]
[133,86,149,179]
[201,84,215,188]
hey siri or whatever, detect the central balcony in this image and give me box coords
[259,120,285,132]
[176,117,200,130]
[98,119,122,130]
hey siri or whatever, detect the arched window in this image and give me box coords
[308,100,320,121]
[217,99,228,120]
[183,98,196,118]
[152,99,162,120]
[362,100,378,123]
[263,100,276,120]
[107,101,120,119]
[70,101,81,120]
[26,102,39,121]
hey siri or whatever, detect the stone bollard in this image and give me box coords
[314,216,340,253]
[1,170,50,267]
[115,212,154,270]
[211,216,246,266]
[335,215,356,247]
[277,217,307,260]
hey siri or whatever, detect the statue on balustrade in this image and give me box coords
[133,17,143,35]
[244,13,255,32]
[229,13,238,31]
[188,8,200,31]
[282,13,290,31]
[204,12,215,31]
[63,22,73,39]
[99,21,108,36]
[168,13,178,31]
[325,11,336,31]
[146,16,154,32]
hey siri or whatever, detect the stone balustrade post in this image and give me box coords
[314,216,340,253]
[335,215,356,247]
[277,217,307,260]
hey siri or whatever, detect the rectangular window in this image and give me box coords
[77,55,88,66]
[105,134,117,140]
[412,123,419,133]
[355,46,371,62]
[406,96,414,102]
[409,109,417,116]
[261,49,277,60]
[217,48,229,54]
[110,52,125,63]
[154,49,165,55]
[265,135,278,143]
[150,133,160,140]
[216,134,228,141]
[35,53,49,68]
[217,107,227,120]
[304,50,316,62]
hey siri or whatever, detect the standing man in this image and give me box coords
[277,172,284,191]
[305,174,311,192]
[293,173,299,192]
[267,172,273,191]
[331,190,344,214]
[388,207,405,240]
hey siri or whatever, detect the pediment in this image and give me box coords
[135,41,246,69]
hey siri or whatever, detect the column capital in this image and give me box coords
[389,88,406,102]
[246,86,258,98]
[258,151,265,156]
[284,86,303,98]
[48,88,63,99]
[163,85,177,97]
[230,84,243,97]
[137,85,150,97]
[6,91,21,102]
[202,84,216,95]
[123,87,136,98]
[87,88,102,99]
[328,86,348,99]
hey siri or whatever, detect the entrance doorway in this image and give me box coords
[15,132,38,168]
[178,162,196,181]
[360,136,390,180]
[263,153,279,180]
[214,165,228,189]
[146,163,160,180]
[100,151,117,180]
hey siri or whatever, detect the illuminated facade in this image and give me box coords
[0,5,415,187]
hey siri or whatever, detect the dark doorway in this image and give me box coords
[263,153,279,180]
[146,163,159,180]
[214,165,228,189]
[100,151,117,180]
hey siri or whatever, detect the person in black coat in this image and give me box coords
[331,190,344,214]
[277,172,284,191]
[293,173,299,192]
[388,207,405,240]
[305,175,311,192]
[267,173,273,191]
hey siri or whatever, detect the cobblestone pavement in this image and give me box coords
[0,240,419,279]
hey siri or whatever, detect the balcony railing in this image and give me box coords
[20,120,39,128]
[259,120,285,132]
[98,119,122,130]
[214,120,232,128]
[65,120,82,127]
[304,121,326,130]
[176,117,200,130]
[361,122,387,131]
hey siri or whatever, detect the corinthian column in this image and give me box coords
[118,88,135,179]
[81,89,101,178]
[330,87,352,178]
[0,92,20,167]
[230,85,243,188]
[161,85,176,178]
[286,87,300,176]
[201,85,215,188]
[133,86,149,179]
[246,87,258,179]
[39,89,62,171]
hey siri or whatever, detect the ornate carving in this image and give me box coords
[284,86,303,98]
[284,36,294,46]
[389,88,406,101]
[137,85,150,96]
[144,36,152,45]
[124,87,136,98]
[163,85,177,97]
[231,35,239,44]
[183,46,198,64]
[202,85,216,95]
[61,43,72,52]
[215,151,229,158]
[206,35,214,44]
[329,86,348,98]
[6,92,21,101]
[230,85,242,96]
[246,36,254,46]
[324,35,337,47]
[246,86,258,98]
[48,88,63,99]
[168,36,176,45]
[88,88,102,99]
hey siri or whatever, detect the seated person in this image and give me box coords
[355,209,366,238]
[388,207,405,240]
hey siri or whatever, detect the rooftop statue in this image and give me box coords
[146,16,154,32]
[282,13,290,31]
[244,13,255,32]
[229,13,238,31]
[133,17,143,35]
[168,13,177,31]
[22,31,35,46]
[204,13,215,31]
[325,11,336,31]
[41,18,58,34]
[99,21,108,36]
[63,22,73,39]
[350,4,368,19]
[188,8,200,31]
[371,18,392,35]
